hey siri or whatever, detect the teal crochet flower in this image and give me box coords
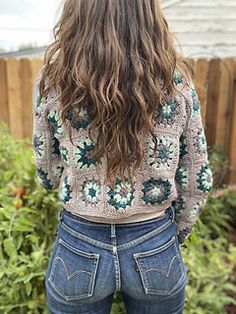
[175,167,189,189]
[36,168,53,190]
[193,128,207,154]
[75,138,97,170]
[60,146,70,166]
[196,163,213,193]
[107,177,135,210]
[141,178,172,205]
[59,176,73,203]
[47,110,64,139]
[156,98,180,126]
[66,106,91,130]
[34,88,43,115]
[52,138,60,156]
[81,178,101,205]
[191,89,201,117]
[148,137,175,170]
[177,227,192,244]
[172,195,186,216]
[161,99,176,119]
[189,200,205,223]
[54,163,64,179]
[32,130,44,158]
[173,70,183,85]
[179,135,188,158]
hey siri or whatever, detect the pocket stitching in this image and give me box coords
[48,238,100,301]
[133,236,185,295]
[53,256,94,279]
[58,238,99,259]
[143,254,178,277]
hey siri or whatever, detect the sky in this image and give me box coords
[0,0,63,51]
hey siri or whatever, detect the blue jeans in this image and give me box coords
[45,206,187,314]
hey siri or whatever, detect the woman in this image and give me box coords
[32,0,213,313]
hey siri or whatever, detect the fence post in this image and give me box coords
[226,59,236,184]
[194,58,209,126]
[0,58,9,128]
[205,58,221,147]
[20,58,33,139]
[6,58,24,139]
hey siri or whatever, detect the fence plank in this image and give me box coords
[6,58,23,138]
[226,60,236,184]
[20,59,33,139]
[0,58,9,128]
[31,58,43,86]
[215,58,235,150]
[205,58,221,147]
[185,57,195,83]
[194,58,209,126]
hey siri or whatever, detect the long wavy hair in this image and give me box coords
[39,0,193,189]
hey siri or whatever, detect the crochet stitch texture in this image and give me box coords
[32,70,213,244]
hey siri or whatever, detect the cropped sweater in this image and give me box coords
[32,70,213,244]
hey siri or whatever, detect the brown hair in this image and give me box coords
[39,0,193,189]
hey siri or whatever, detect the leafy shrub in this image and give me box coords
[182,190,236,314]
[0,123,60,313]
[208,144,229,188]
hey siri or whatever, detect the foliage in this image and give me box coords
[0,123,60,313]
[182,190,236,314]
[18,42,38,51]
[208,144,229,188]
[0,122,236,314]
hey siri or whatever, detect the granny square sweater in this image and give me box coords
[32,70,213,244]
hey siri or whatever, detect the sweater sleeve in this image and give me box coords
[31,69,64,190]
[173,80,213,244]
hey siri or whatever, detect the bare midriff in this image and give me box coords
[75,208,167,224]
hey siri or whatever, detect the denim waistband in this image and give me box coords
[57,205,175,251]
[58,205,175,227]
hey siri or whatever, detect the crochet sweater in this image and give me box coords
[32,70,213,244]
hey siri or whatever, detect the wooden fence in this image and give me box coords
[0,57,236,184]
[0,58,42,139]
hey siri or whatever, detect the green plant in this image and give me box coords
[0,122,60,313]
[179,183,236,314]
[208,144,229,188]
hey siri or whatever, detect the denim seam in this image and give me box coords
[60,218,173,252]
[61,222,113,250]
[58,238,100,259]
[111,225,121,291]
[117,219,173,251]
[133,235,176,258]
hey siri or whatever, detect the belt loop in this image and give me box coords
[170,205,175,222]
[111,224,116,238]
[57,209,63,223]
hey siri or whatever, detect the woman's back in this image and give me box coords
[32,68,213,241]
[32,1,213,312]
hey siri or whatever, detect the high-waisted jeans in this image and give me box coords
[45,206,187,314]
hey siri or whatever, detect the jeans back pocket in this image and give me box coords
[133,235,186,296]
[48,238,100,301]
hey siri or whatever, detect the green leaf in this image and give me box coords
[31,249,43,261]
[26,234,40,243]
[3,237,17,259]
[12,224,34,232]
[25,281,32,296]
[17,216,36,227]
